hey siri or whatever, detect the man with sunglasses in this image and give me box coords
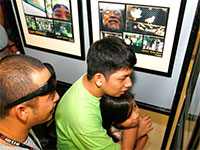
[0,55,59,150]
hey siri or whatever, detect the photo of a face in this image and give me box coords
[99,3,125,31]
[52,3,71,21]
[103,7,122,29]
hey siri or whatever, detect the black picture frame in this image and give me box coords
[87,0,186,77]
[13,0,85,60]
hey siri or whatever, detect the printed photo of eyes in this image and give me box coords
[99,2,125,32]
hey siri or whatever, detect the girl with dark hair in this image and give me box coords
[100,92,153,150]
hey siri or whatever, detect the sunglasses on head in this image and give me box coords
[5,63,57,109]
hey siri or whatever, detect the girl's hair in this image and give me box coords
[100,92,134,141]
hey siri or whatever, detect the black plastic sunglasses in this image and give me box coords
[5,63,57,109]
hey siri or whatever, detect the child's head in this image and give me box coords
[100,92,139,130]
[86,36,137,80]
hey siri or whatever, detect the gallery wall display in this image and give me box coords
[13,0,85,60]
[88,0,186,77]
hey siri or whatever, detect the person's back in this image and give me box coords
[55,36,137,150]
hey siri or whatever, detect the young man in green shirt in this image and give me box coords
[55,37,137,150]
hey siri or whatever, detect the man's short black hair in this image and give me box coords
[87,36,137,80]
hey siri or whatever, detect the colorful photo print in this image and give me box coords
[22,0,46,17]
[99,2,125,32]
[100,31,122,39]
[25,15,37,32]
[22,0,71,21]
[54,20,73,42]
[35,17,54,36]
[89,0,185,75]
[123,32,143,53]
[22,0,74,42]
[126,5,169,37]
[142,35,164,57]
[45,0,71,21]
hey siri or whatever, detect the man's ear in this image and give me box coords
[15,105,29,123]
[94,73,105,88]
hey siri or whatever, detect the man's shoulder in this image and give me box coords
[69,75,84,88]
[56,75,86,112]
[62,75,86,98]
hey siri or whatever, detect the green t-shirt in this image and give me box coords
[55,75,120,150]
[31,22,36,30]
[63,29,68,37]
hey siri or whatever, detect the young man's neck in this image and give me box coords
[83,75,104,98]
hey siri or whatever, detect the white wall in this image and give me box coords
[130,0,198,108]
[12,0,199,109]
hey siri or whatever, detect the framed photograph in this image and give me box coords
[13,0,85,60]
[88,0,186,76]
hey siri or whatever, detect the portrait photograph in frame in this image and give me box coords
[13,0,85,60]
[87,0,186,76]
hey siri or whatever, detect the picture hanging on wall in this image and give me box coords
[87,0,186,77]
[13,0,85,60]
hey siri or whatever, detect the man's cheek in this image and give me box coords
[104,15,109,24]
